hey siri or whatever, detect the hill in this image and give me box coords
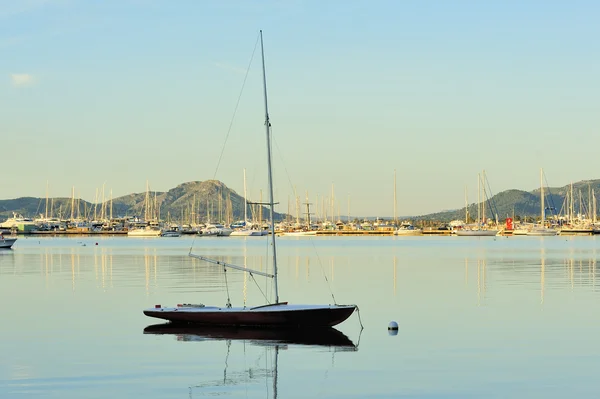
[2,178,600,224]
[416,179,600,222]
[0,180,282,223]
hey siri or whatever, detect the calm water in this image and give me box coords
[1,235,599,398]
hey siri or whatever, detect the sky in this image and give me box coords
[2,0,600,218]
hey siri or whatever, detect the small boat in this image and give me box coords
[280,230,317,236]
[394,222,422,236]
[144,31,357,328]
[526,169,558,237]
[127,226,162,237]
[161,230,181,237]
[201,224,233,236]
[455,228,499,236]
[526,226,558,236]
[0,233,17,249]
[230,229,263,236]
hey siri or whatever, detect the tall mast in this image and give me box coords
[243,168,248,223]
[540,168,544,225]
[589,184,592,221]
[593,189,597,224]
[331,183,334,224]
[393,169,397,226]
[45,181,49,220]
[464,186,468,223]
[570,182,574,223]
[70,186,75,221]
[477,173,480,227]
[482,171,486,226]
[260,30,279,303]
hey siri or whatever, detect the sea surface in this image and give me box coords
[1,234,599,398]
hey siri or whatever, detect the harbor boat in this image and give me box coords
[455,228,499,236]
[280,230,317,236]
[526,227,558,236]
[128,226,162,237]
[144,31,357,328]
[0,213,37,233]
[455,174,499,237]
[161,230,181,237]
[394,222,423,236]
[0,233,17,249]
[230,228,263,236]
[230,168,264,237]
[526,168,558,237]
[201,223,233,236]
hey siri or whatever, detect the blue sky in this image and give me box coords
[2,0,599,217]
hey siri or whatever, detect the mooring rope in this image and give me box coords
[356,305,365,330]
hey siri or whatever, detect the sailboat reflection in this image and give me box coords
[143,323,358,350]
[144,323,358,398]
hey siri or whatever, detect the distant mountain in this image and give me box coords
[0,180,283,223]
[2,178,599,224]
[415,179,600,222]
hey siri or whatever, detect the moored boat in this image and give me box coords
[0,233,17,249]
[143,31,357,329]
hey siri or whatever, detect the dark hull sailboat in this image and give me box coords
[143,31,358,330]
[143,303,357,328]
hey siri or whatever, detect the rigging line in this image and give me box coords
[224,267,232,308]
[212,33,261,180]
[249,272,270,304]
[263,232,272,303]
[310,240,337,304]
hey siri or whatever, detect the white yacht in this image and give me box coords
[0,213,37,232]
[201,223,233,237]
[394,222,423,236]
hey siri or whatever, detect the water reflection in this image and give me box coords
[144,324,358,398]
[143,324,358,349]
[465,244,598,305]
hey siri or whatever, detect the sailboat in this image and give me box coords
[143,31,357,328]
[526,168,558,236]
[231,168,263,237]
[455,172,499,236]
[0,232,17,249]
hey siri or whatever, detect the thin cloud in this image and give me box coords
[11,73,35,87]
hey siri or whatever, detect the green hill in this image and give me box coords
[0,180,281,223]
[417,179,600,222]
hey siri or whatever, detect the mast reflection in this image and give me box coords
[144,323,358,398]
